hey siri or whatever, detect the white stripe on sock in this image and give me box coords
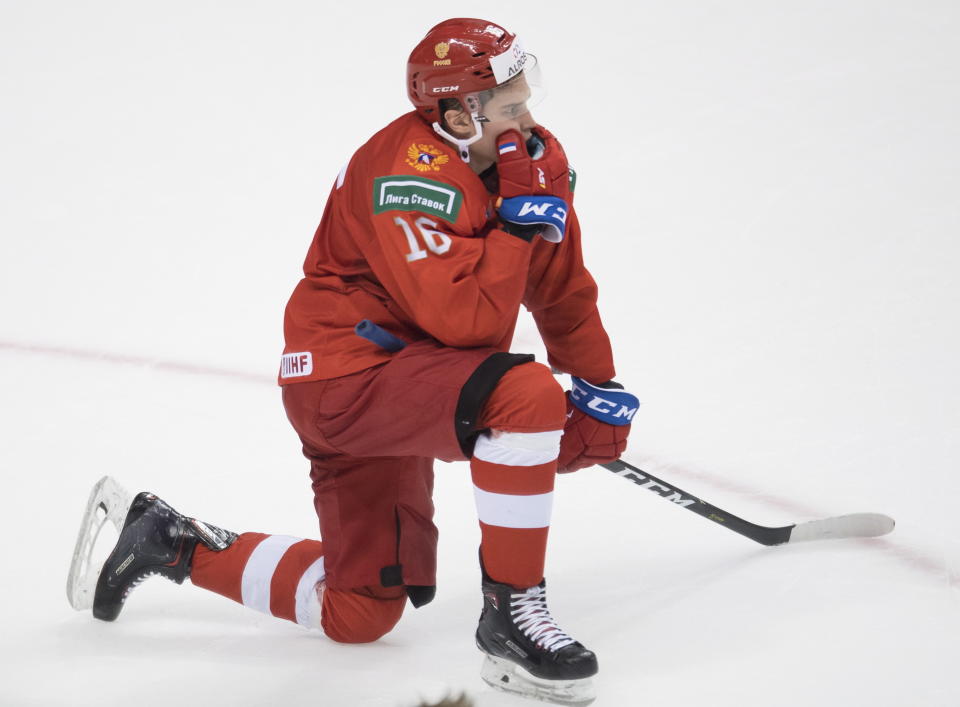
[473,487,553,529]
[473,430,562,467]
[241,535,301,615]
[294,556,326,629]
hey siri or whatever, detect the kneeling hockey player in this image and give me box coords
[71,18,638,706]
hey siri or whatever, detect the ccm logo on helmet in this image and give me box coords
[431,85,460,93]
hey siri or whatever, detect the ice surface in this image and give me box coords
[1,1,958,705]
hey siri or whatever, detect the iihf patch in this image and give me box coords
[280,352,313,378]
[498,142,518,155]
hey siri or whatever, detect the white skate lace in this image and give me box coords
[510,585,576,652]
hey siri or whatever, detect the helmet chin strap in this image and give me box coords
[432,112,485,163]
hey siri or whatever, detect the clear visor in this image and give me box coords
[467,54,546,124]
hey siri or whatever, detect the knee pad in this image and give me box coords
[320,585,406,644]
[478,362,566,433]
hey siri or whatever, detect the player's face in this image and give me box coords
[443,74,537,172]
[472,75,537,166]
[479,74,536,125]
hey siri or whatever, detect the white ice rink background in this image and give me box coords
[1,1,958,705]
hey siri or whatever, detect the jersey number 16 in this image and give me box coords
[395,216,452,262]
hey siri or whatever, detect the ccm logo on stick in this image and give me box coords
[611,468,698,508]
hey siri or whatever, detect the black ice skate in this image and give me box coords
[92,491,237,622]
[476,570,598,706]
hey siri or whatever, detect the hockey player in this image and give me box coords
[74,18,638,706]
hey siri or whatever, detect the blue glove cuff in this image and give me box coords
[497,195,568,243]
[570,377,639,426]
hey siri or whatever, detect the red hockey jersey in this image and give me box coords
[280,111,615,385]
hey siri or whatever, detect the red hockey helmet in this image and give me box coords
[407,18,530,124]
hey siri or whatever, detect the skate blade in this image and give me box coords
[66,476,133,611]
[480,655,596,706]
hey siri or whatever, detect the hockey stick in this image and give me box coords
[601,459,895,546]
[352,321,895,546]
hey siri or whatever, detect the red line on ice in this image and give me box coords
[0,339,274,385]
[2,338,953,588]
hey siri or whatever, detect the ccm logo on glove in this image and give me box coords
[569,377,639,425]
[496,195,568,243]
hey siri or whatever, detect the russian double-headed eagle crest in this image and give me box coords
[406,143,450,172]
[433,42,451,66]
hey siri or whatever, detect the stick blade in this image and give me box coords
[789,513,895,543]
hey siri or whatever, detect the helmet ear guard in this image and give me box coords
[431,93,490,163]
[431,111,485,164]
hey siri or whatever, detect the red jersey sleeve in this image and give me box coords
[349,167,535,349]
[524,207,616,384]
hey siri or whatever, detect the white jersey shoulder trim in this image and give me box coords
[336,161,349,189]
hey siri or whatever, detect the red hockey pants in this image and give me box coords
[194,340,566,643]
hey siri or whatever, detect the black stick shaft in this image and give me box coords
[600,459,793,546]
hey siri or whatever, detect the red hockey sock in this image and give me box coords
[191,532,326,628]
[472,362,566,589]
[471,433,559,588]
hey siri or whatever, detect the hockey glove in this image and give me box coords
[557,378,638,474]
[497,126,572,201]
[495,127,572,243]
